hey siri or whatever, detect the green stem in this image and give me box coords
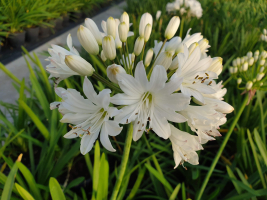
[196,94,249,200]
[120,48,128,72]
[97,54,108,68]
[110,123,133,200]
[92,73,122,93]
[257,91,266,145]
[222,76,233,86]
[179,17,184,38]
[141,42,146,61]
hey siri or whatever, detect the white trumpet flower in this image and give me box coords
[46,34,80,85]
[51,77,122,154]
[169,124,203,168]
[107,64,126,84]
[111,61,190,141]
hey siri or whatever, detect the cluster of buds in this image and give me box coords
[260,29,267,42]
[46,11,233,168]
[230,50,267,91]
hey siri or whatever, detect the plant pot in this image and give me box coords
[55,18,63,30]
[39,26,50,38]
[26,27,40,42]
[8,31,26,48]
[63,14,70,26]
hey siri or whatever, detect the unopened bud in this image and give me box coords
[120,12,129,28]
[144,48,154,67]
[198,38,209,53]
[255,50,259,56]
[254,55,259,62]
[156,10,162,21]
[118,22,128,42]
[236,57,240,66]
[232,59,237,67]
[101,50,107,62]
[85,18,102,45]
[259,59,265,66]
[242,62,248,71]
[65,55,95,76]
[144,24,152,42]
[77,25,99,55]
[207,57,223,75]
[131,53,135,63]
[264,29,267,35]
[134,36,144,56]
[246,81,253,90]
[247,51,253,58]
[154,51,174,70]
[165,16,180,40]
[175,42,184,54]
[139,13,153,37]
[237,78,242,85]
[107,64,126,84]
[107,17,116,39]
[248,57,254,66]
[241,57,245,64]
[102,35,116,60]
[233,67,238,73]
[169,56,178,70]
[229,67,234,74]
[256,73,265,81]
[260,82,263,86]
[260,67,265,72]
[260,51,267,59]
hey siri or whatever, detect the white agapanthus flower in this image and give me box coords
[166,0,203,19]
[169,124,203,168]
[110,61,190,141]
[51,77,122,154]
[46,34,80,85]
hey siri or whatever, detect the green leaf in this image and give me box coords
[92,140,100,200]
[254,129,267,166]
[169,183,181,200]
[145,163,173,192]
[65,177,85,191]
[17,162,42,200]
[15,183,35,200]
[226,165,242,194]
[49,177,66,200]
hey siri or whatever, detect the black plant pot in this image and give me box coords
[8,31,26,48]
[55,18,63,30]
[39,26,50,38]
[71,12,82,21]
[63,14,70,26]
[26,27,40,42]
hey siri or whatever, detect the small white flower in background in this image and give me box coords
[46,34,82,85]
[166,0,203,19]
[169,124,203,168]
[260,29,267,42]
[111,61,190,141]
[51,77,122,154]
[156,10,162,21]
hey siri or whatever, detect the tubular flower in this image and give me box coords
[111,61,190,141]
[46,34,80,85]
[51,77,122,154]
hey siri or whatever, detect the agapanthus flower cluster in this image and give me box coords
[46,11,233,168]
[230,50,267,93]
[166,0,203,19]
[260,29,267,42]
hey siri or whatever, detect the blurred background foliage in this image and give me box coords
[0,0,267,199]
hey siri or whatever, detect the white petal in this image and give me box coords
[111,93,140,105]
[151,109,171,139]
[100,122,117,152]
[134,61,148,90]
[149,65,167,92]
[80,133,99,155]
[83,77,97,104]
[97,89,111,110]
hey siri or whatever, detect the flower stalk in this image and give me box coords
[92,72,122,93]
[110,123,133,200]
[196,94,249,200]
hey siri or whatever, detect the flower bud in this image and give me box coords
[107,64,126,84]
[255,50,259,56]
[253,79,256,82]
[240,57,245,64]
[77,25,99,55]
[134,36,144,56]
[175,42,184,54]
[259,59,265,66]
[254,55,259,62]
[131,53,135,64]
[144,24,152,42]
[256,73,265,81]
[264,29,267,35]
[232,59,237,67]
[236,57,240,66]
[237,78,242,85]
[229,67,234,74]
[246,81,253,90]
[248,57,254,66]
[107,17,116,39]
[144,48,154,67]
[242,62,248,71]
[260,67,265,72]
[261,34,265,41]
[102,35,116,60]
[198,38,209,53]
[101,50,107,62]
[233,67,238,73]
[154,51,174,70]
[120,12,129,28]
[165,36,182,53]
[65,55,95,76]
[247,51,253,58]
[244,56,248,62]
[139,13,153,37]
[188,42,198,55]
[260,51,267,59]
[156,10,162,21]
[165,16,180,39]
[169,56,178,70]
[85,18,102,45]
[118,22,128,42]
[207,57,223,75]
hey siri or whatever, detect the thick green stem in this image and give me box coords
[92,73,122,93]
[196,94,249,200]
[179,17,184,38]
[110,123,133,200]
[257,91,266,145]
